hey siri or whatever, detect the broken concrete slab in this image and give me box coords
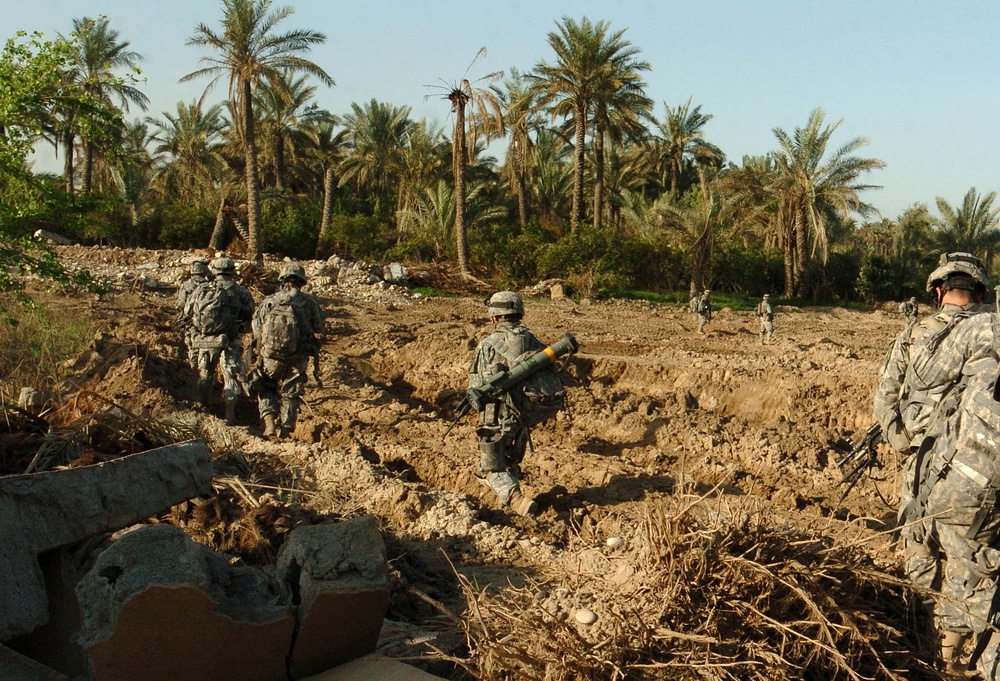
[76,523,294,681]
[0,440,213,640]
[302,654,445,681]
[276,516,390,679]
[0,643,68,680]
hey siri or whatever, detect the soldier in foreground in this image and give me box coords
[872,252,991,670]
[697,289,712,334]
[756,294,774,344]
[251,262,324,439]
[174,257,211,368]
[184,256,255,424]
[468,292,544,516]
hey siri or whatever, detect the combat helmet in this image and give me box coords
[279,262,307,284]
[209,256,236,276]
[925,252,992,293]
[189,258,209,275]
[486,291,524,319]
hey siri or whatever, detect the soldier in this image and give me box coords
[756,294,774,344]
[469,291,541,516]
[697,289,712,334]
[899,296,919,326]
[251,262,324,439]
[902,309,1000,676]
[174,258,211,369]
[689,290,702,316]
[184,256,254,425]
[873,251,992,670]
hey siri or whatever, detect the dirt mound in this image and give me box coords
[9,247,935,679]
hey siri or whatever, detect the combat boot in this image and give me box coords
[224,399,237,426]
[262,415,277,438]
[508,490,538,516]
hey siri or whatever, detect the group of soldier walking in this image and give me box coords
[689,289,774,343]
[874,252,1000,676]
[175,256,323,439]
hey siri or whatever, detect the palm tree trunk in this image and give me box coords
[794,210,809,297]
[592,127,604,230]
[570,102,587,233]
[83,139,94,194]
[210,197,231,251]
[317,165,335,257]
[63,130,75,198]
[516,169,528,229]
[242,81,264,265]
[783,229,795,298]
[453,104,470,275]
[275,135,285,191]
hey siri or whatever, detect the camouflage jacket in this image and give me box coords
[175,274,209,311]
[873,302,989,452]
[468,321,544,391]
[251,287,324,357]
[756,301,773,321]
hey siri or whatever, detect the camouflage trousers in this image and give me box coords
[759,319,773,342]
[196,341,244,403]
[898,453,943,595]
[697,313,710,334]
[256,356,309,430]
[476,401,529,504]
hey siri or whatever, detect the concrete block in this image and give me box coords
[0,644,68,680]
[276,516,390,678]
[302,654,445,681]
[76,524,294,681]
[0,440,213,639]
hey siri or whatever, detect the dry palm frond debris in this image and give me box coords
[434,494,943,681]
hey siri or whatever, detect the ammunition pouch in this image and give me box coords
[967,478,1000,547]
[192,333,227,350]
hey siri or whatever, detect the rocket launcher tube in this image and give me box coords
[443,333,579,437]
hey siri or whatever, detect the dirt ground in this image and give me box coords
[17,247,929,678]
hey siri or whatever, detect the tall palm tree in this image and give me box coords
[147,99,229,205]
[184,0,333,264]
[62,16,148,195]
[430,48,505,277]
[771,108,884,296]
[494,68,540,229]
[588,48,651,230]
[116,119,155,245]
[532,17,644,233]
[933,188,1000,273]
[338,99,414,225]
[653,99,724,202]
[255,72,327,191]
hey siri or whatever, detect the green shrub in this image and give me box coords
[262,202,321,259]
[317,214,394,260]
[158,201,215,249]
[0,297,94,392]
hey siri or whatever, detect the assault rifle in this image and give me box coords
[442,333,579,438]
[836,422,883,505]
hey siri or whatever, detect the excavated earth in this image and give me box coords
[16,246,918,677]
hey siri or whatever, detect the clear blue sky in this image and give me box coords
[5,0,998,221]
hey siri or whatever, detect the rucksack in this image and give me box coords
[189,282,236,336]
[260,294,310,360]
[511,350,567,427]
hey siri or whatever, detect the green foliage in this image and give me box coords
[0,297,95,390]
[317,214,393,260]
[262,201,320,259]
[856,253,902,303]
[157,201,216,249]
[710,242,783,295]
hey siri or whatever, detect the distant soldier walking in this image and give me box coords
[899,296,919,326]
[251,262,324,439]
[689,290,702,316]
[756,294,774,344]
[697,289,712,334]
[184,256,254,424]
[174,257,211,369]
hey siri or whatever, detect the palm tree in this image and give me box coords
[771,108,884,296]
[652,99,724,202]
[306,117,348,255]
[933,188,1000,272]
[62,16,148,195]
[116,119,155,246]
[588,48,651,230]
[255,72,328,191]
[147,99,229,205]
[494,68,540,229]
[429,48,505,277]
[532,16,644,232]
[338,99,414,226]
[184,0,333,264]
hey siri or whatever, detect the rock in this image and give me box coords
[574,608,597,625]
[606,536,625,549]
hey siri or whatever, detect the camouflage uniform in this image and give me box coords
[909,313,1000,677]
[756,295,774,343]
[175,259,210,369]
[186,258,254,420]
[470,292,543,514]
[697,291,712,334]
[251,263,324,438]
